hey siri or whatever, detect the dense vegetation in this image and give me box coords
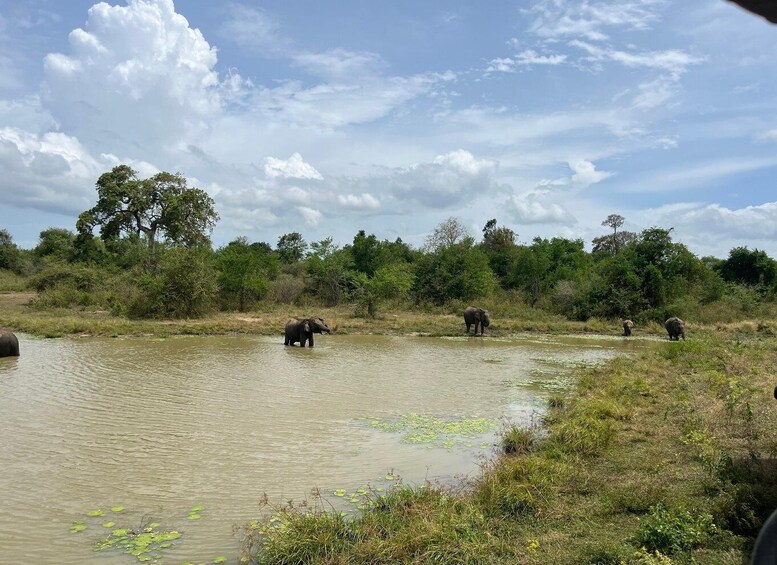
[2,166,777,325]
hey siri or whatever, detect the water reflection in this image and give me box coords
[0,332,633,564]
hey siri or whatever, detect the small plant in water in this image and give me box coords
[94,521,182,563]
[368,413,496,449]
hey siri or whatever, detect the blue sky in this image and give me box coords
[1,0,776,257]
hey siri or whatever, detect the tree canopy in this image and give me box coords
[76,165,219,252]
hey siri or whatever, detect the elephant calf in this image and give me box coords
[622,319,634,336]
[0,330,19,357]
[665,317,685,341]
[284,317,330,347]
[464,307,491,336]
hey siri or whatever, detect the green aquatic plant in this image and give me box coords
[111,506,125,513]
[102,521,116,528]
[94,524,182,562]
[86,509,104,517]
[70,521,87,534]
[368,413,496,449]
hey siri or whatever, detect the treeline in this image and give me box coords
[1,166,776,322]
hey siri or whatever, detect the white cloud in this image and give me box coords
[486,50,567,72]
[337,193,381,210]
[218,4,288,54]
[569,40,702,76]
[292,48,385,80]
[569,159,613,186]
[297,206,322,226]
[41,0,221,154]
[525,0,660,41]
[264,153,323,180]
[756,129,777,142]
[630,157,777,192]
[510,189,576,225]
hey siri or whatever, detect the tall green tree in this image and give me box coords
[413,238,495,304]
[76,165,219,252]
[0,228,20,272]
[276,232,307,264]
[481,219,518,283]
[217,237,279,311]
[35,228,76,261]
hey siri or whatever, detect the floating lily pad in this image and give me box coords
[333,489,346,497]
[70,521,87,534]
[190,504,205,512]
[188,513,202,520]
[385,473,395,481]
[86,509,104,517]
[369,413,496,450]
[214,558,227,564]
[110,506,125,513]
[102,521,115,528]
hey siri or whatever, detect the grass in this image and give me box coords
[243,329,777,564]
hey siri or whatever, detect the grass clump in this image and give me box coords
[501,425,536,455]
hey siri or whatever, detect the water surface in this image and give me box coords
[0,332,636,564]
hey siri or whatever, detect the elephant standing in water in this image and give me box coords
[665,317,685,340]
[0,330,19,357]
[464,307,491,336]
[622,320,634,336]
[284,317,330,347]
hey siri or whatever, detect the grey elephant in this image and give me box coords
[284,317,330,347]
[464,307,491,336]
[622,319,634,336]
[665,317,685,340]
[0,330,19,357]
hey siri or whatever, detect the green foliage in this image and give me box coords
[217,237,278,311]
[637,504,717,554]
[0,228,21,273]
[127,247,217,318]
[276,232,307,264]
[306,238,358,306]
[35,228,76,261]
[413,238,496,304]
[77,165,219,251]
[717,246,777,291]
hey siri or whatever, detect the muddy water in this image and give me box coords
[0,333,636,564]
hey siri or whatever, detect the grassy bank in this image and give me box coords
[243,328,777,564]
[0,291,646,339]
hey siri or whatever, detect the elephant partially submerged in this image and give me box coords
[665,317,685,340]
[622,319,634,336]
[284,317,330,347]
[464,307,491,336]
[0,330,19,357]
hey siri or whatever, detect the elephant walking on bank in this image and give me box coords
[623,320,634,336]
[0,330,19,357]
[284,317,330,347]
[665,317,685,340]
[464,307,491,336]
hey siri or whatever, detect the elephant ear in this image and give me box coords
[303,320,311,333]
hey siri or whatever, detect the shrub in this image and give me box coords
[267,274,306,305]
[637,504,717,554]
[501,425,536,455]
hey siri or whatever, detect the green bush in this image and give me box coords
[637,504,716,554]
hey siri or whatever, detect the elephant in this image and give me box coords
[665,317,685,341]
[464,307,491,336]
[284,317,330,347]
[622,319,634,336]
[0,330,19,357]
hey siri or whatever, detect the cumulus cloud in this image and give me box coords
[510,189,577,225]
[264,153,323,180]
[218,3,289,55]
[297,205,322,226]
[337,193,381,210]
[569,159,613,186]
[0,126,122,214]
[42,0,221,155]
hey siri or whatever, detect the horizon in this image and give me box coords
[1,0,776,257]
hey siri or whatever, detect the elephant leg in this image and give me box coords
[308,334,314,347]
[466,322,471,334]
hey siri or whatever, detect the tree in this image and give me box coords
[591,231,637,255]
[306,238,357,306]
[217,237,279,312]
[276,232,307,264]
[718,247,777,289]
[597,214,628,254]
[0,229,20,272]
[76,165,219,252]
[481,219,518,283]
[413,238,495,304]
[35,228,76,261]
[424,217,470,252]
